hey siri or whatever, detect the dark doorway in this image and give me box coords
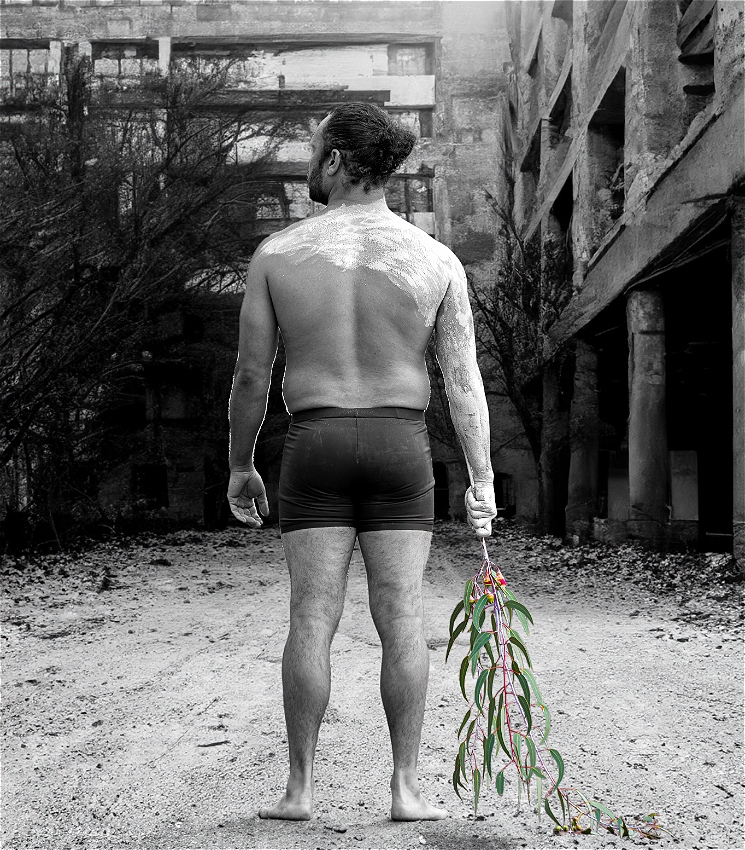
[664,233,732,551]
[433,462,450,519]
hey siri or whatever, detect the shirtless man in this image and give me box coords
[227,103,497,822]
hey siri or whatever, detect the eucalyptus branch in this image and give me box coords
[446,541,670,840]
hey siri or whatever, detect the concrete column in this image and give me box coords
[158,37,171,75]
[732,198,745,564]
[714,0,745,111]
[48,41,62,76]
[626,0,688,211]
[565,339,599,537]
[626,289,669,542]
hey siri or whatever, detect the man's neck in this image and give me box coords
[323,189,386,212]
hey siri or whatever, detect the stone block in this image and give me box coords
[120,58,140,77]
[28,49,48,74]
[95,58,119,77]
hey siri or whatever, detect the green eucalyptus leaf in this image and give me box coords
[558,788,567,821]
[495,769,505,795]
[457,707,472,739]
[487,666,496,702]
[466,718,476,743]
[503,599,534,625]
[475,669,489,712]
[525,735,537,768]
[459,741,467,780]
[508,634,532,668]
[484,733,495,777]
[517,695,533,735]
[484,640,496,665]
[473,767,481,813]
[496,698,511,759]
[463,579,474,616]
[522,668,543,705]
[516,671,532,707]
[540,702,551,745]
[472,594,489,631]
[588,799,617,820]
[549,748,565,790]
[544,798,563,828]
[471,631,492,657]
[512,731,522,763]
[459,654,469,700]
[449,599,465,635]
[445,619,466,662]
[452,761,463,799]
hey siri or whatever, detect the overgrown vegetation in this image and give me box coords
[0,49,293,550]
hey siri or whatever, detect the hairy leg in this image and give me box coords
[258,526,357,821]
[357,529,447,821]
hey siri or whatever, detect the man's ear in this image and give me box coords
[327,149,342,175]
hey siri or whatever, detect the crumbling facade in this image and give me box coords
[501,0,744,556]
[2,1,528,529]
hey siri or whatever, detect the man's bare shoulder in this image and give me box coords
[393,217,464,272]
[257,208,328,252]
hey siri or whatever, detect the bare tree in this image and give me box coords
[0,49,294,546]
[468,180,575,534]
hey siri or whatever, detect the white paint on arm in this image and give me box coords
[434,255,494,487]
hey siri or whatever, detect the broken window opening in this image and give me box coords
[0,44,52,95]
[589,67,625,226]
[387,43,434,76]
[548,174,574,279]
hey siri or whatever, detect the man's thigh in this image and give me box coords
[357,530,432,627]
[281,527,357,627]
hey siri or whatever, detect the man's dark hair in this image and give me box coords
[321,102,417,192]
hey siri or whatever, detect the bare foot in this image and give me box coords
[390,787,448,821]
[258,792,312,821]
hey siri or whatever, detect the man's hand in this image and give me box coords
[465,483,497,538]
[227,469,269,527]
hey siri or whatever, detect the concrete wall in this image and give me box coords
[502,0,744,551]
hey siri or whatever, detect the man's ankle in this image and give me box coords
[390,768,419,793]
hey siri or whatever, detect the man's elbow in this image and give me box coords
[232,365,270,393]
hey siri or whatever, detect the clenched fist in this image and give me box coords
[465,483,497,538]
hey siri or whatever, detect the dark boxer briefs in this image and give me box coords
[278,407,435,534]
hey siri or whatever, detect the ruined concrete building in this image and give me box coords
[500,0,744,556]
[2,1,742,557]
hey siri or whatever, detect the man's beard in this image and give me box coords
[307,161,328,205]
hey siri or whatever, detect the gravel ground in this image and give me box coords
[1,521,743,850]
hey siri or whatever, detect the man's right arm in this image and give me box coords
[434,258,497,537]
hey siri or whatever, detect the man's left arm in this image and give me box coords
[227,248,279,527]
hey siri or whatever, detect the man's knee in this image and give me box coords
[289,605,344,641]
[369,582,424,634]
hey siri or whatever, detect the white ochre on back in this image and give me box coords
[260,197,462,327]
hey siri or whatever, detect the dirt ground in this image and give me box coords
[2,521,743,850]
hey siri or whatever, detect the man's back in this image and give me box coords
[259,198,456,413]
